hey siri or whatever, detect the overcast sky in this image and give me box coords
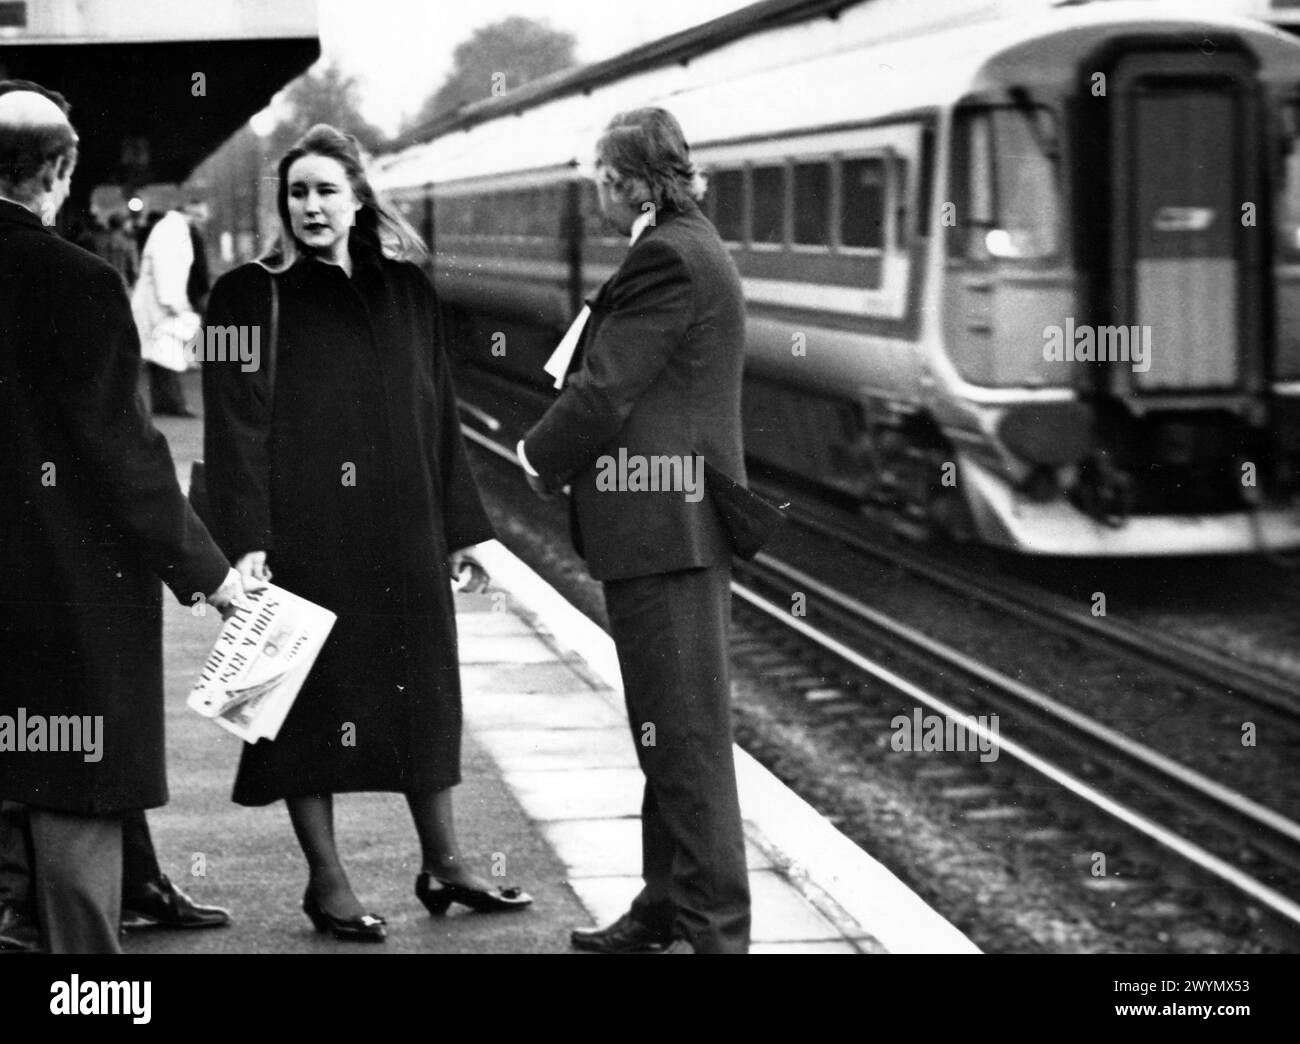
[312,0,757,134]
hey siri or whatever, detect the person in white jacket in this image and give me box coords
[131,202,206,416]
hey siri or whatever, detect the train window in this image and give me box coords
[916,125,935,238]
[967,114,995,231]
[840,157,887,250]
[712,168,744,242]
[995,110,1059,258]
[539,187,561,238]
[537,188,556,238]
[500,191,520,237]
[751,165,785,245]
[457,199,475,237]
[580,179,600,229]
[951,107,1059,260]
[441,197,464,236]
[522,189,542,238]
[579,179,616,239]
[1278,102,1300,260]
[440,198,461,237]
[512,190,530,236]
[500,191,517,236]
[792,161,830,246]
[483,192,503,236]
[892,157,911,251]
[530,188,545,238]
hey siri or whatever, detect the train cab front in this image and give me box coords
[942,19,1300,556]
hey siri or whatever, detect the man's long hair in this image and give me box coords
[258,123,427,273]
[596,107,705,212]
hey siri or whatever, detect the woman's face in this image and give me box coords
[286,153,362,260]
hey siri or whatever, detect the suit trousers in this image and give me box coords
[29,808,123,954]
[0,805,160,912]
[122,809,163,893]
[603,563,750,954]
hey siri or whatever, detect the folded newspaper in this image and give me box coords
[188,584,336,743]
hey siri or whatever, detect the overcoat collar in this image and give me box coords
[280,233,386,288]
[633,198,699,246]
[583,198,702,310]
[0,197,47,232]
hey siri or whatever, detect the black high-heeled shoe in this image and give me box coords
[415,872,533,915]
[302,889,387,942]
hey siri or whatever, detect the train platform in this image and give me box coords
[126,377,979,955]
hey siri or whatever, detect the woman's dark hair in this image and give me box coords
[259,123,426,272]
[595,107,705,212]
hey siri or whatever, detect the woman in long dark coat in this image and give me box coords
[202,124,530,941]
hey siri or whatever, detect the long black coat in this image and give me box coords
[0,201,230,814]
[524,201,745,581]
[201,240,493,806]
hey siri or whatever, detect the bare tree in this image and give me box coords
[267,61,388,160]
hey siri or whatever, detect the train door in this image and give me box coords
[1099,45,1266,403]
[1070,41,1273,515]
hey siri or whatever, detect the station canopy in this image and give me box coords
[0,0,318,194]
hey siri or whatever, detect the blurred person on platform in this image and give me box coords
[132,200,210,417]
[186,200,212,316]
[103,211,140,288]
[201,124,531,943]
[0,79,246,954]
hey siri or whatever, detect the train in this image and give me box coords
[373,0,1300,556]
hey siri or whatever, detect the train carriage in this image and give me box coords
[375,0,1300,555]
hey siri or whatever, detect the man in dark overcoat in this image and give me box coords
[0,82,241,953]
[520,107,751,954]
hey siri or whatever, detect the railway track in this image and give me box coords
[732,550,1300,928]
[458,406,1300,933]
[752,482,1300,724]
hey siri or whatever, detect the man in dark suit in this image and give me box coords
[0,81,243,953]
[519,107,750,954]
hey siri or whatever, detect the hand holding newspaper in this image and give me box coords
[188,584,336,743]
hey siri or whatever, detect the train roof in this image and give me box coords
[374,0,1300,193]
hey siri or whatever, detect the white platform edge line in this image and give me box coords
[470,540,982,955]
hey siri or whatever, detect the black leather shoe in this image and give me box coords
[302,889,386,943]
[570,911,674,954]
[0,902,41,953]
[120,875,231,932]
[415,871,533,915]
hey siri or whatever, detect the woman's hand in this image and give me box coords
[235,550,272,593]
[449,551,490,593]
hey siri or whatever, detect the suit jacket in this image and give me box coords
[524,200,747,581]
[0,200,229,813]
